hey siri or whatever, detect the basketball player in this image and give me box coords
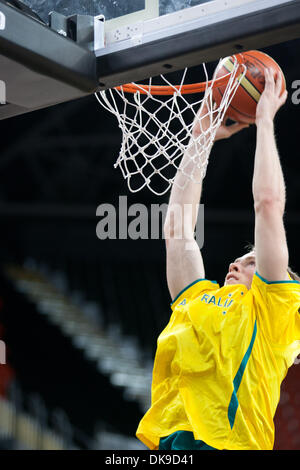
[136,68,300,450]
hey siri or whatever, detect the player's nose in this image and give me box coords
[229,262,241,272]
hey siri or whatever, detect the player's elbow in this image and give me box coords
[163,219,176,239]
[254,193,285,216]
[164,208,194,240]
[164,220,194,241]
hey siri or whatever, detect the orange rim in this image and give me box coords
[115,53,244,95]
[115,73,232,95]
[115,57,245,95]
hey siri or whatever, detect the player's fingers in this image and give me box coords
[275,71,283,96]
[198,101,209,118]
[268,68,276,91]
[263,68,270,90]
[264,68,274,93]
[278,89,288,107]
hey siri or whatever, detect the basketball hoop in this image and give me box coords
[95,55,246,195]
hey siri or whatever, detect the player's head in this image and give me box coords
[224,244,300,289]
[224,249,256,290]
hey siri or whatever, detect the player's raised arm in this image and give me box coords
[253,68,289,281]
[164,99,248,300]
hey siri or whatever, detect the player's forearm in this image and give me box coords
[164,138,209,239]
[170,140,205,206]
[252,119,286,213]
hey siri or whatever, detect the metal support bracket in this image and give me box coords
[49,11,105,52]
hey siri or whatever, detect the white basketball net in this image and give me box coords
[95,57,245,195]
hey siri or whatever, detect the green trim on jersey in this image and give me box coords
[171,279,218,305]
[228,320,257,429]
[255,271,300,285]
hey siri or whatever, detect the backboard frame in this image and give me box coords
[1,0,300,120]
[0,1,97,120]
[95,0,300,89]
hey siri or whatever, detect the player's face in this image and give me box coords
[224,251,256,290]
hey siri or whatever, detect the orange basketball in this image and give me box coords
[212,50,286,124]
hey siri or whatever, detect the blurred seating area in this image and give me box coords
[6,262,153,412]
[0,391,67,450]
[274,362,300,450]
[0,390,144,449]
[0,260,152,449]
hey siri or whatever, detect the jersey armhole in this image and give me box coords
[171,278,218,309]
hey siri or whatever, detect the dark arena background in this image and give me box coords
[0,0,300,451]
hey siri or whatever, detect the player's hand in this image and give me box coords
[192,100,249,141]
[214,118,249,141]
[255,68,288,124]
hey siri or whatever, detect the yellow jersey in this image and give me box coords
[136,272,300,450]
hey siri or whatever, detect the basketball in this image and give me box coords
[212,50,286,124]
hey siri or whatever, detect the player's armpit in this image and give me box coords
[254,200,289,282]
[165,237,205,301]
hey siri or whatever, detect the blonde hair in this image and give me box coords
[287,267,300,282]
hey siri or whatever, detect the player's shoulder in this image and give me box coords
[250,271,300,304]
[171,278,219,310]
[251,271,300,289]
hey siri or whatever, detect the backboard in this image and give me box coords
[1,0,300,119]
[93,0,300,89]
